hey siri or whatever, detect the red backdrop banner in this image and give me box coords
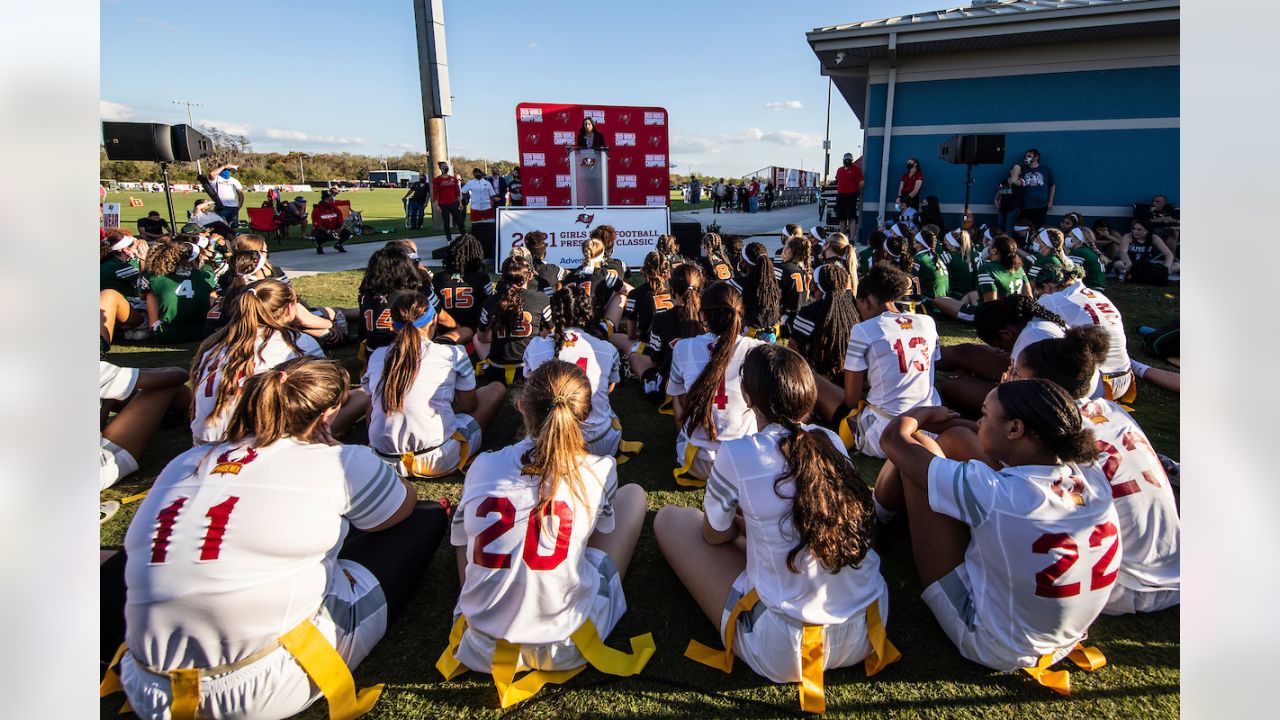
[515,102,670,207]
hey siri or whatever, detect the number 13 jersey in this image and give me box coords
[451,439,617,645]
[844,311,941,415]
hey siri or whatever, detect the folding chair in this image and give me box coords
[246,206,282,244]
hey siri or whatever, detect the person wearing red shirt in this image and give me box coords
[748,178,761,213]
[310,191,351,254]
[834,152,866,237]
[431,161,466,241]
[898,158,924,209]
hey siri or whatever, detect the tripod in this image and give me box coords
[159,161,178,233]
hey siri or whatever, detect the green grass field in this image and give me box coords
[102,190,697,251]
[99,273,1179,719]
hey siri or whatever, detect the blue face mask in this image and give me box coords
[219,169,232,179]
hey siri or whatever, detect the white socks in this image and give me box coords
[1131,360,1151,379]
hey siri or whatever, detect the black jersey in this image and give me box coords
[700,254,734,283]
[532,260,564,296]
[358,287,443,350]
[602,257,630,281]
[727,274,781,330]
[644,308,702,371]
[774,260,811,316]
[561,264,623,321]
[623,284,673,342]
[479,288,552,366]
[432,270,494,330]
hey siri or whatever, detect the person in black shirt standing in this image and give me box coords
[402,174,430,229]
[508,167,524,207]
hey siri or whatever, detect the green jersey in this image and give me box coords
[975,261,1027,300]
[941,246,976,296]
[912,250,949,299]
[1027,254,1065,284]
[147,268,217,342]
[857,247,876,277]
[1069,246,1107,290]
[100,256,142,297]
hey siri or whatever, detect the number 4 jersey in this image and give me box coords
[451,438,618,645]
[925,456,1121,671]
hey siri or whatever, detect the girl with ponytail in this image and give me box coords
[524,285,627,458]
[856,229,886,279]
[1065,226,1108,290]
[636,263,706,407]
[475,255,552,385]
[523,230,566,295]
[911,226,950,301]
[610,250,672,360]
[111,356,444,720]
[190,279,330,444]
[1026,228,1071,285]
[99,232,150,350]
[729,241,782,341]
[699,232,734,282]
[818,231,859,295]
[876,378,1120,680]
[364,292,506,478]
[444,360,651,698]
[940,227,977,296]
[776,235,812,328]
[935,294,1079,417]
[667,282,767,484]
[562,235,629,339]
[789,262,860,383]
[932,233,1029,322]
[1010,327,1180,615]
[655,344,897,713]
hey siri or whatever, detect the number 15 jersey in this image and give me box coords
[844,311,941,415]
[451,439,617,645]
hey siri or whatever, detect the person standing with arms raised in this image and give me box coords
[200,162,245,227]
[835,153,865,238]
[432,161,465,242]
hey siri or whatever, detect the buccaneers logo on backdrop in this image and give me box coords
[556,110,570,124]
[618,112,632,125]
[213,446,258,475]
[575,213,595,225]
[649,177,663,188]
[647,135,662,147]
[529,176,543,188]
[527,132,540,144]
[619,156,633,168]
[580,157,597,168]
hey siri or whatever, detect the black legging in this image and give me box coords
[101,501,448,667]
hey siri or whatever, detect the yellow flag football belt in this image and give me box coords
[100,618,383,720]
[683,590,901,714]
[1022,642,1108,696]
[376,430,473,478]
[436,616,656,709]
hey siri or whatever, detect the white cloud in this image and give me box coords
[528,42,539,49]
[263,127,366,145]
[764,100,804,110]
[761,130,822,147]
[201,119,254,137]
[100,100,134,121]
[135,16,179,32]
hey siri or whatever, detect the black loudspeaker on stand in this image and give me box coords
[103,121,214,232]
[938,133,1005,216]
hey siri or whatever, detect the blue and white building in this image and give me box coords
[807,0,1178,237]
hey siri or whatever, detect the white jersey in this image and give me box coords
[190,331,324,444]
[1076,399,1180,594]
[706,424,888,625]
[844,311,941,415]
[667,332,767,450]
[523,329,620,442]
[1011,319,1103,399]
[927,456,1121,670]
[1037,284,1131,375]
[122,438,407,670]
[362,338,476,455]
[451,438,617,644]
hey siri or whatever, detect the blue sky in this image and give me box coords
[101,0,944,177]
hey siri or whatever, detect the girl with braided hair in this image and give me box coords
[655,345,898,713]
[561,236,629,339]
[729,242,782,341]
[877,379,1120,686]
[656,232,690,267]
[638,263,706,408]
[789,262,859,384]
[364,292,505,478]
[523,230,565,295]
[668,281,767,485]
[911,226,950,302]
[699,232,735,282]
[856,229,885,278]
[611,250,672,360]
[524,285,627,458]
[775,235,812,329]
[475,255,552,386]
[1065,226,1108,290]
[936,294,1083,417]
[432,233,495,332]
[442,361,651,705]
[1008,327,1180,615]
[940,227,977,297]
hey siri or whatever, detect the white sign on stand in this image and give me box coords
[494,206,671,273]
[102,202,121,230]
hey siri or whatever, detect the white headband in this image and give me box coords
[586,252,604,266]
[1069,227,1085,245]
[187,243,202,261]
[251,250,268,276]
[109,235,133,251]
[913,232,928,248]
[944,230,963,249]
[982,228,995,243]
[741,246,755,266]
[1035,229,1053,250]
[408,251,420,261]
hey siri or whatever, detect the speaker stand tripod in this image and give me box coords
[159,161,178,233]
[962,162,975,217]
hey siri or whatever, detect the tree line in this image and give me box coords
[100,125,517,185]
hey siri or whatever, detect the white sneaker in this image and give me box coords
[100,500,120,525]
[123,327,152,341]
[1168,272,1180,282]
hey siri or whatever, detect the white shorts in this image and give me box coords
[585,418,622,458]
[1103,583,1179,616]
[100,437,138,491]
[675,434,716,482]
[120,560,387,720]
[854,396,940,459]
[382,414,482,479]
[922,563,1075,672]
[719,571,879,684]
[454,548,626,674]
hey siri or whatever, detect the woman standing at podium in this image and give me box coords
[576,117,608,150]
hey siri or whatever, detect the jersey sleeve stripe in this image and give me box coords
[704,466,737,515]
[953,463,989,527]
[347,464,401,522]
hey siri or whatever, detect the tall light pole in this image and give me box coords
[297,153,307,184]
[413,0,453,231]
[171,100,205,173]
